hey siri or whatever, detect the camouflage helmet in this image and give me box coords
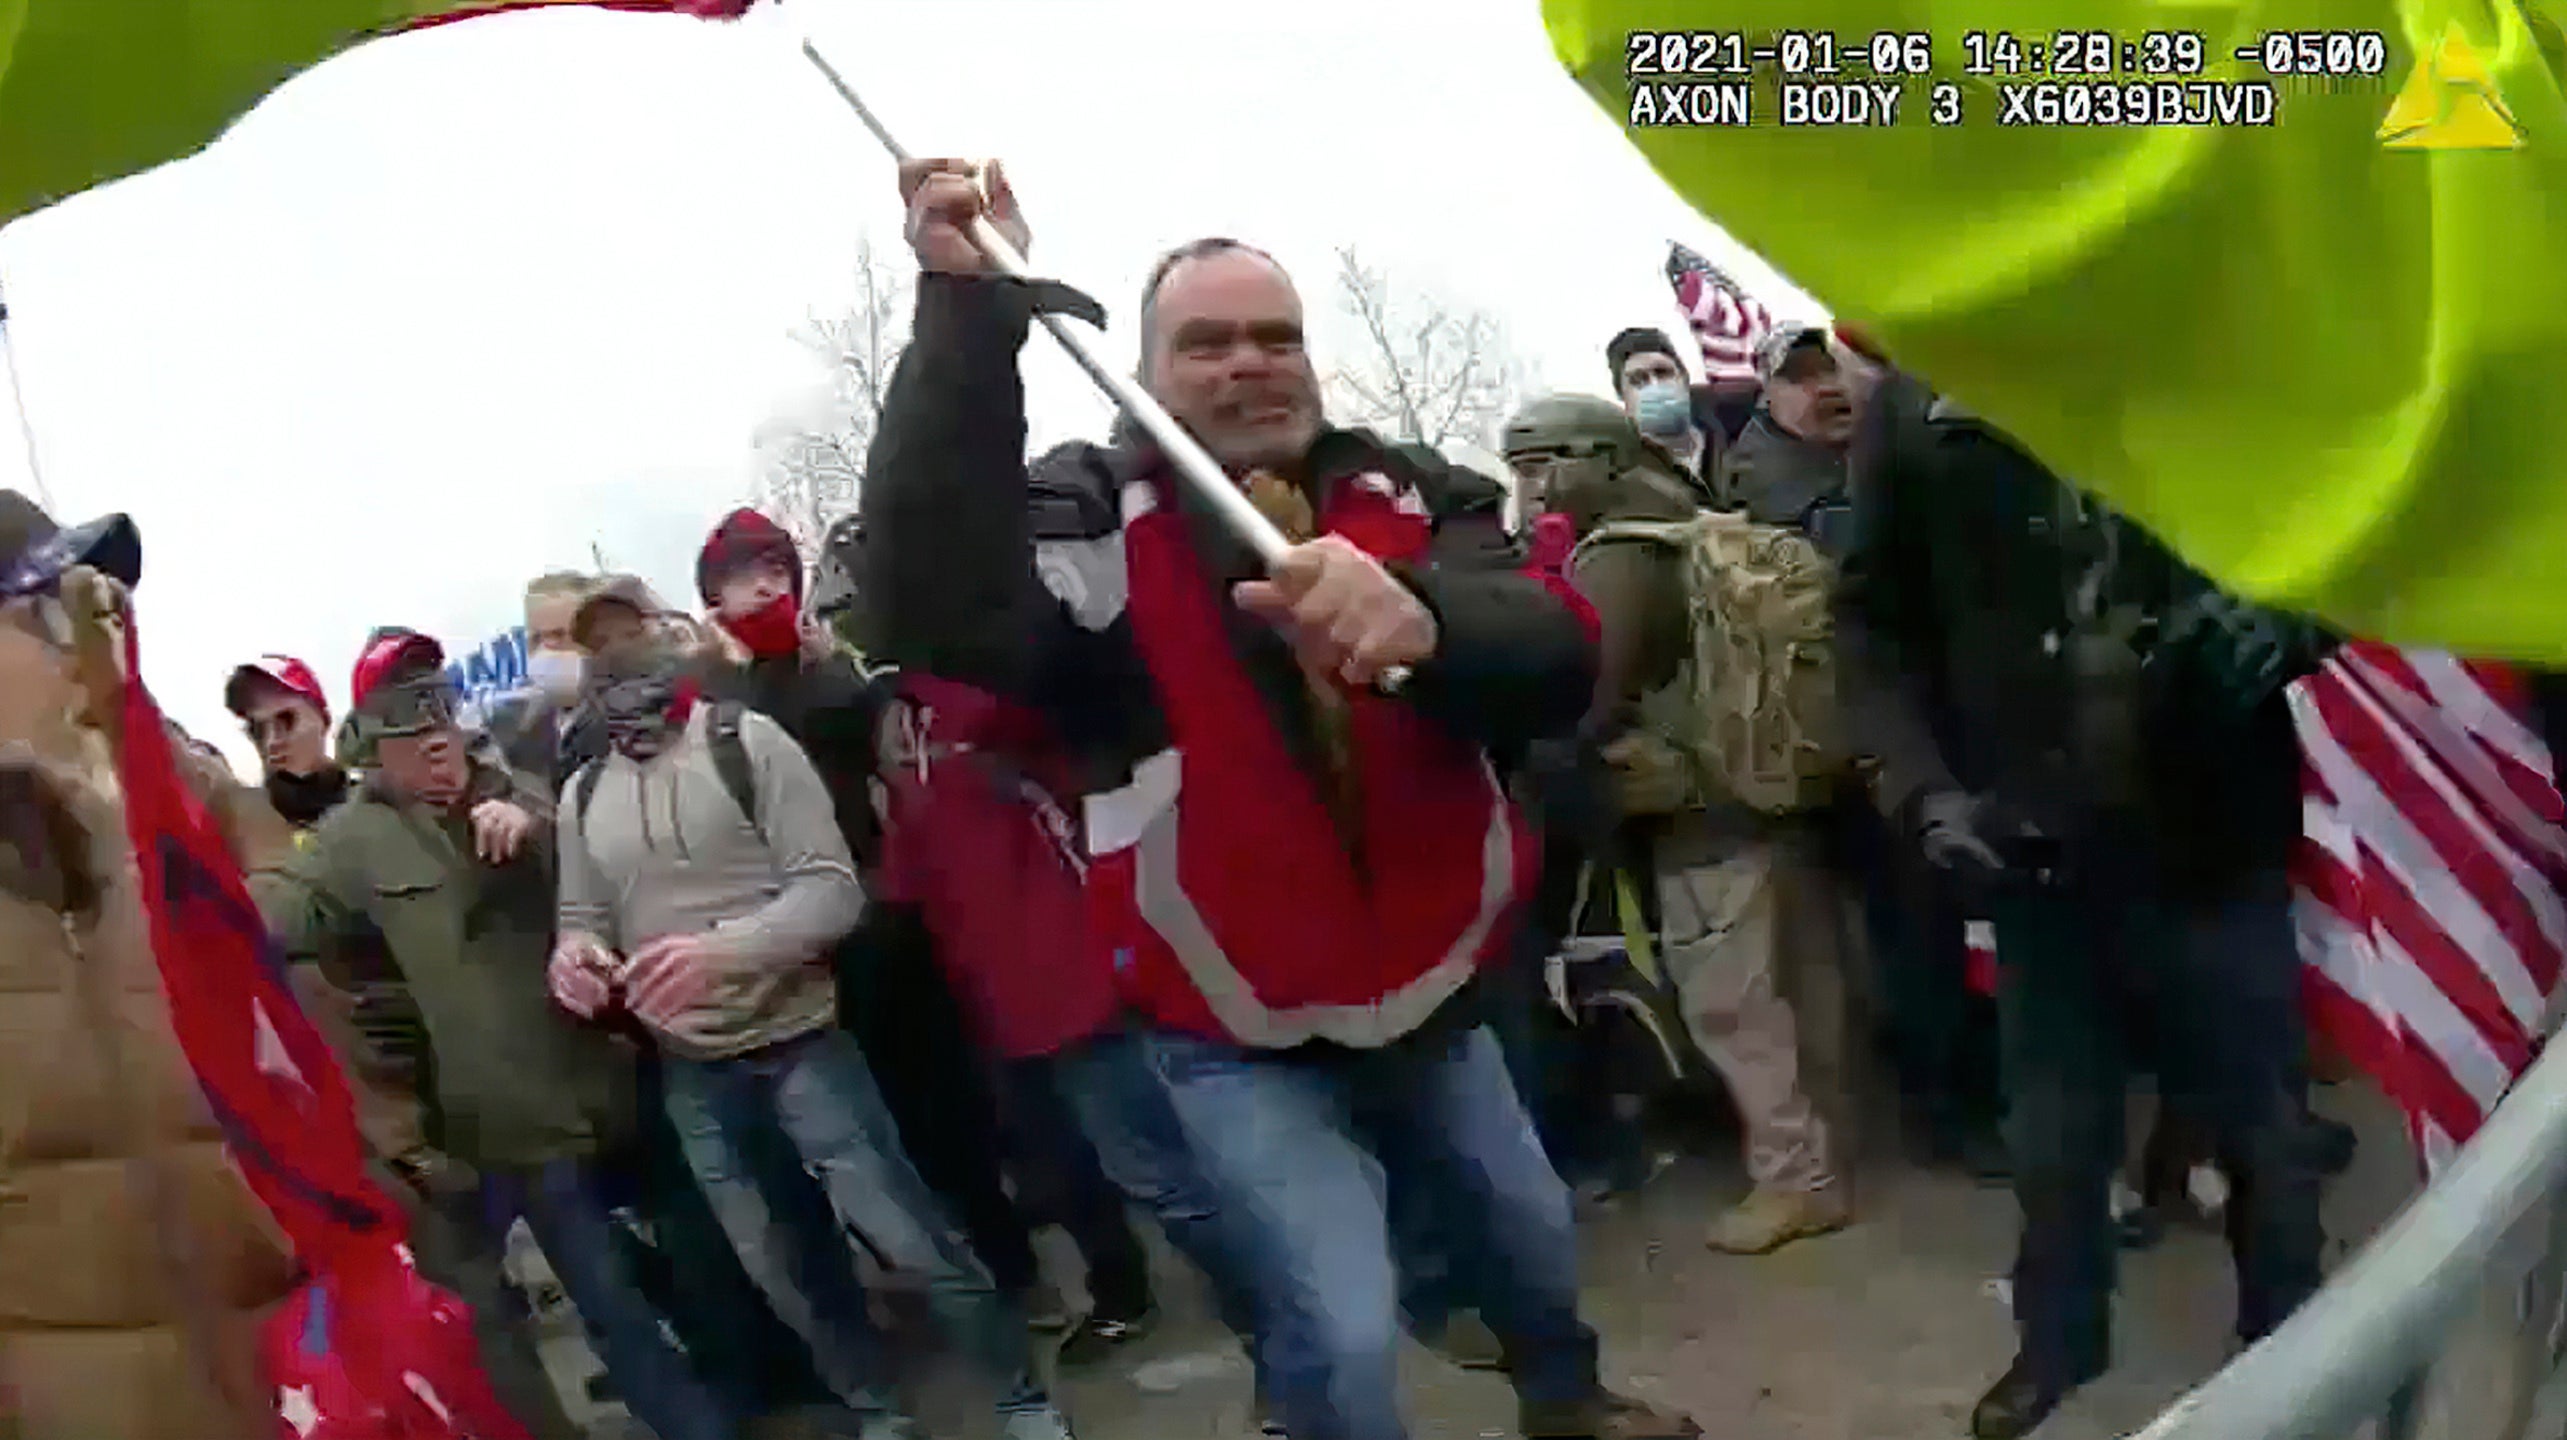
[1501,393,1646,468]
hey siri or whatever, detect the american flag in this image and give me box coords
[1666,242,1773,385]
[2289,642,2567,1172]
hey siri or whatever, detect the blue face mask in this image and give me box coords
[1632,380,1693,438]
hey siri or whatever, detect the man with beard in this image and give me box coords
[863,157,1698,1440]
[1718,326,1861,557]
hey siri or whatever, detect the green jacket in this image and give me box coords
[251,758,631,1171]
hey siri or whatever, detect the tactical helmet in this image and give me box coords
[1502,393,1658,527]
[1501,393,1646,467]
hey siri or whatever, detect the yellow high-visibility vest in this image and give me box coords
[1547,0,2567,661]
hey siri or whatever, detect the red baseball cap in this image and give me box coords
[348,629,447,716]
[224,655,329,721]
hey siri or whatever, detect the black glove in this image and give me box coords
[2158,591,2330,721]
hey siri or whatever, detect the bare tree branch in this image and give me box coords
[1324,246,1523,458]
[753,235,912,562]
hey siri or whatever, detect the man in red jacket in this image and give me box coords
[863,159,1698,1440]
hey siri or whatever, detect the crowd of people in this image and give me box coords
[0,154,2435,1440]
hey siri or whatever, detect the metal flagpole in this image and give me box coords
[0,284,58,512]
[792,39,1293,570]
[789,38,1415,693]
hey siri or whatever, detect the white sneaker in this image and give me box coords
[997,1403,1077,1440]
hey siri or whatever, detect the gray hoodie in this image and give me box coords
[556,703,862,1060]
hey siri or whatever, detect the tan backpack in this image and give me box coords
[1573,511,1840,815]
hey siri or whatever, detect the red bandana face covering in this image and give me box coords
[723,592,803,659]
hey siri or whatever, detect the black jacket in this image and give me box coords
[860,274,1597,807]
[1837,388,2180,848]
[2142,561,2334,900]
[1720,411,1855,559]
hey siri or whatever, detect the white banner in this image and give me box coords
[444,625,528,731]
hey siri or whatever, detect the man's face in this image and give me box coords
[241,683,328,779]
[1507,455,1556,519]
[1146,251,1323,473]
[526,593,580,657]
[1616,350,1688,414]
[715,560,796,624]
[584,601,647,652]
[374,726,469,809]
[1766,342,1857,448]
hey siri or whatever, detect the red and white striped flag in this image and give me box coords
[1666,242,1772,385]
[2289,642,2567,1172]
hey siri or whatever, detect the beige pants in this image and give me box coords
[1655,815,1847,1195]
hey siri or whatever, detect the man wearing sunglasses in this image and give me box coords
[250,641,735,1440]
[224,654,350,830]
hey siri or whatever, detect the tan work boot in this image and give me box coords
[1704,1185,1851,1255]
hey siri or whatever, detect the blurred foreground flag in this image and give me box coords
[0,0,754,228]
[2289,643,2567,1172]
[1544,1,2567,662]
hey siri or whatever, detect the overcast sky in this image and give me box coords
[0,0,1814,776]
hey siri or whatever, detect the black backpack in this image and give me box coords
[570,700,764,845]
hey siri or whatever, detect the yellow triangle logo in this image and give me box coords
[2379,23,2527,149]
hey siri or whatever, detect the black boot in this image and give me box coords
[1969,1356,2095,1440]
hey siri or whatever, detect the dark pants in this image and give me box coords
[623,1054,837,1416]
[1494,868,1650,1191]
[402,1172,582,1440]
[1991,861,2323,1384]
[997,1056,1155,1319]
[415,1159,738,1440]
[840,909,1044,1296]
[486,1161,740,1440]
[1873,826,2002,1143]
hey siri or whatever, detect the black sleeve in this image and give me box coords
[861,275,1078,699]
[1836,395,1960,817]
[1394,454,1600,759]
[2534,671,2567,786]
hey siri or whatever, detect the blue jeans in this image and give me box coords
[476,1160,738,1440]
[1048,1028,1266,1346]
[1137,1022,1600,1440]
[661,1027,1050,1421]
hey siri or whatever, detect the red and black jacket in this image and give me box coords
[862,275,1597,1050]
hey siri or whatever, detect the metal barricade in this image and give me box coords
[2127,1040,2567,1440]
